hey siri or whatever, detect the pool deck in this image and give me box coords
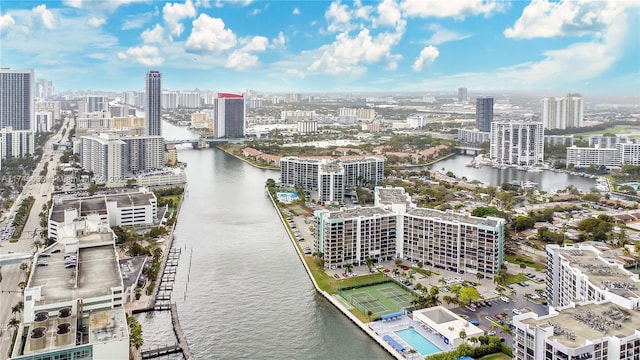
[367,315,455,357]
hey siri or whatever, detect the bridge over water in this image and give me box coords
[164,137,248,149]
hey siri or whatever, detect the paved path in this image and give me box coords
[0,116,73,357]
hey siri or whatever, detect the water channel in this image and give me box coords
[135,122,391,359]
[136,124,595,359]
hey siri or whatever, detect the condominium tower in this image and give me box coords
[542,95,583,130]
[145,70,162,136]
[457,87,468,102]
[490,121,544,166]
[314,187,505,278]
[475,96,494,132]
[214,93,245,138]
[0,67,35,131]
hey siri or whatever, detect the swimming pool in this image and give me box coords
[394,327,441,356]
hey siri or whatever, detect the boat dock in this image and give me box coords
[140,344,182,359]
[171,303,192,359]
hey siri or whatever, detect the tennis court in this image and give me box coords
[286,204,312,216]
[340,282,414,317]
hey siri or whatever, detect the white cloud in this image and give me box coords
[376,0,401,27]
[141,24,164,43]
[412,45,439,71]
[63,0,149,12]
[214,0,253,6]
[195,0,211,7]
[292,8,301,15]
[400,0,502,19]
[308,21,406,75]
[225,51,258,70]
[325,1,351,32]
[426,24,471,45]
[121,9,158,30]
[87,17,106,28]
[33,4,55,29]
[249,8,261,16]
[271,31,286,48]
[504,0,625,39]
[185,14,237,53]
[117,45,163,66]
[163,0,196,37]
[0,14,15,30]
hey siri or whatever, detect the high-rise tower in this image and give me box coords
[475,96,494,132]
[145,70,162,136]
[214,93,245,138]
[457,87,468,102]
[0,68,35,131]
[542,95,583,130]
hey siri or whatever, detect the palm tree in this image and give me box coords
[344,263,353,274]
[392,268,400,277]
[500,324,513,336]
[19,262,28,273]
[459,329,467,343]
[365,256,374,270]
[442,295,454,308]
[11,301,23,316]
[7,318,20,337]
[468,337,478,347]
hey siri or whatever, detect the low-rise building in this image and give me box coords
[48,188,158,241]
[12,216,129,360]
[413,307,484,349]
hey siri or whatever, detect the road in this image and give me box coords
[0,116,73,357]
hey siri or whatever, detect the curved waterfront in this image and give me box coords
[136,122,391,359]
[428,155,597,193]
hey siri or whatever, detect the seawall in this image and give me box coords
[265,190,403,360]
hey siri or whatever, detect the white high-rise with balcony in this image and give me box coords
[542,95,583,130]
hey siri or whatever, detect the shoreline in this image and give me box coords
[215,145,280,170]
[265,190,404,360]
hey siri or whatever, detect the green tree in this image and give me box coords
[458,286,481,305]
[344,262,353,273]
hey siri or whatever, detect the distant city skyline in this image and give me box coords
[1,1,639,95]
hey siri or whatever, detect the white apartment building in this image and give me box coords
[122,135,165,173]
[82,95,108,114]
[458,128,490,144]
[281,110,316,121]
[80,133,126,183]
[297,120,318,134]
[48,188,158,241]
[315,207,398,268]
[544,135,574,146]
[566,143,640,168]
[280,156,385,204]
[512,301,640,360]
[77,111,111,129]
[339,107,375,121]
[490,121,544,166]
[0,127,35,161]
[313,187,505,278]
[179,91,200,108]
[542,95,583,130]
[511,243,640,360]
[589,135,637,148]
[35,111,53,132]
[318,161,345,204]
[545,244,640,309]
[12,216,129,360]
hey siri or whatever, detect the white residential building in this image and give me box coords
[297,120,318,134]
[490,121,544,166]
[458,128,490,144]
[545,244,640,309]
[0,127,35,161]
[12,215,129,360]
[80,133,126,183]
[35,111,53,132]
[566,143,640,168]
[48,188,159,241]
[313,186,505,278]
[542,95,583,130]
[280,156,385,204]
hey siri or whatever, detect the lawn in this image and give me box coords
[479,353,512,360]
[574,125,640,137]
[505,254,546,271]
[504,272,530,285]
[304,254,388,294]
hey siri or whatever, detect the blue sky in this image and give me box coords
[1,0,638,95]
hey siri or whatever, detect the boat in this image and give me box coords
[527,167,543,173]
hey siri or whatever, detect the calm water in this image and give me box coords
[428,155,596,193]
[135,122,391,359]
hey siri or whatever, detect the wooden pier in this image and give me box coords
[141,344,181,359]
[171,303,192,359]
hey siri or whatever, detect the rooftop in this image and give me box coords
[50,191,156,222]
[559,248,640,299]
[29,244,122,305]
[375,187,412,206]
[325,207,394,220]
[521,302,640,347]
[406,208,502,227]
